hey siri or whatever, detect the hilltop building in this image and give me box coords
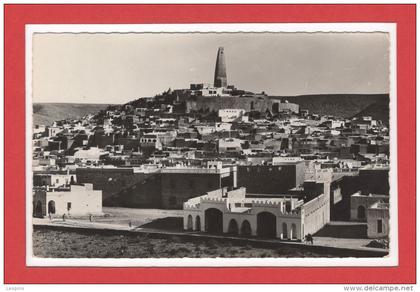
[184,47,299,114]
[214,47,228,88]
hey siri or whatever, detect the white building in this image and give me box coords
[33,172,76,187]
[367,201,389,238]
[190,83,231,97]
[218,109,247,123]
[73,147,109,162]
[350,192,389,221]
[33,183,102,217]
[217,138,243,153]
[183,185,330,240]
[215,122,232,132]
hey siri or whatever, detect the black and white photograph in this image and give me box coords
[28,24,396,265]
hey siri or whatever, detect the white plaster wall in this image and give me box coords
[302,193,329,236]
[367,208,389,238]
[276,215,302,240]
[46,185,102,216]
[350,194,388,221]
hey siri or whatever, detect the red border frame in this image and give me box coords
[4,4,416,284]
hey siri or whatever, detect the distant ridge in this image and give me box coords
[33,94,390,127]
[283,94,389,121]
[33,103,113,126]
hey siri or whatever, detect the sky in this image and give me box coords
[32,32,390,104]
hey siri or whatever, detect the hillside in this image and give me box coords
[33,103,111,126]
[352,99,390,125]
[283,94,389,120]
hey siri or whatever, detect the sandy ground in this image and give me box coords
[39,207,183,229]
[32,227,337,258]
[33,207,385,252]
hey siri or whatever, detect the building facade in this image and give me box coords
[367,201,389,238]
[183,184,330,240]
[33,183,102,217]
[350,192,389,221]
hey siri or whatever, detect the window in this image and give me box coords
[285,202,292,213]
[235,203,242,207]
[56,179,59,183]
[67,202,72,211]
[377,219,383,233]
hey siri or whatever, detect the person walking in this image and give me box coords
[308,233,313,245]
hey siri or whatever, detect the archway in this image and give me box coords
[282,222,288,239]
[240,220,252,236]
[48,200,56,214]
[357,205,366,220]
[291,223,297,239]
[187,215,193,230]
[257,212,277,238]
[195,216,201,231]
[205,208,223,234]
[34,200,43,217]
[227,219,239,235]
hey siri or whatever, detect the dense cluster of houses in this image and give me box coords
[32,47,390,241]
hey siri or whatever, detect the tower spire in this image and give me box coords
[214,47,227,88]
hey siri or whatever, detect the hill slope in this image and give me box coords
[284,94,389,119]
[352,99,390,125]
[33,103,111,126]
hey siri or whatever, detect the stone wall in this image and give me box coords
[161,173,222,209]
[109,173,162,208]
[76,168,152,205]
[237,163,304,194]
[186,96,299,114]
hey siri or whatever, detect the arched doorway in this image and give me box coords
[205,208,223,234]
[257,212,277,238]
[291,223,297,239]
[195,216,201,231]
[240,220,252,236]
[357,205,366,220]
[48,200,56,214]
[227,219,239,235]
[187,215,193,230]
[34,200,43,217]
[282,222,288,239]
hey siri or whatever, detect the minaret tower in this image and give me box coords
[214,47,227,88]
